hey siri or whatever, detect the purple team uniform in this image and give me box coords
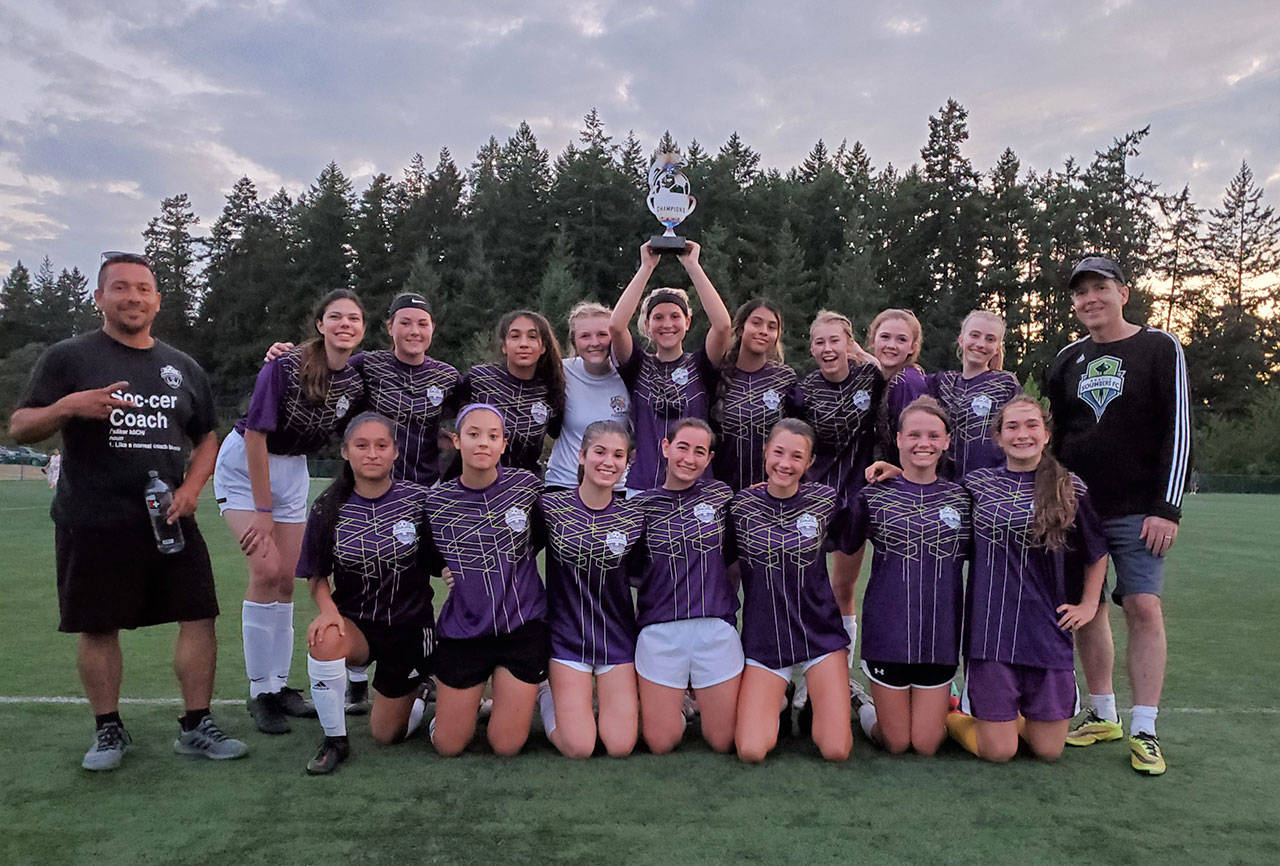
[848,477,970,671]
[927,370,1021,478]
[877,366,930,463]
[421,467,546,639]
[295,480,435,696]
[457,363,560,474]
[235,347,365,455]
[631,479,736,627]
[793,364,883,507]
[962,467,1109,721]
[351,350,460,485]
[729,483,852,669]
[540,489,646,666]
[616,349,717,491]
[713,361,798,491]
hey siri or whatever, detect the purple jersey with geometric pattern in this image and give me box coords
[963,467,1109,670]
[235,347,365,455]
[457,363,559,474]
[928,370,1020,479]
[730,483,852,668]
[351,350,460,485]
[421,467,546,639]
[876,366,930,463]
[617,348,717,491]
[713,361,798,491]
[541,489,646,665]
[794,364,883,506]
[296,480,434,629]
[849,477,970,666]
[631,478,736,627]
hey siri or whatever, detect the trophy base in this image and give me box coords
[649,234,688,253]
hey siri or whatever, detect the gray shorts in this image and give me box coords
[1102,514,1166,603]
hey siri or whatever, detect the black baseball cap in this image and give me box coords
[1069,256,1126,287]
[387,293,432,317]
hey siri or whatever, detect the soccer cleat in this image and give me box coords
[306,735,350,775]
[246,692,291,734]
[1129,732,1166,775]
[174,716,249,760]
[345,679,371,716]
[277,686,317,718]
[82,721,131,771]
[1065,709,1124,746]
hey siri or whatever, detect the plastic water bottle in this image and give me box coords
[144,470,185,555]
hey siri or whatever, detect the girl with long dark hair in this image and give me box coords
[295,412,435,774]
[214,289,366,735]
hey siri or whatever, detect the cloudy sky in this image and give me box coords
[1,0,1277,280]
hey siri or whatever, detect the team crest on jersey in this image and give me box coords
[531,400,549,424]
[1077,355,1126,421]
[160,364,183,389]
[392,519,416,545]
[762,388,781,410]
[335,395,351,418]
[426,385,444,407]
[938,505,961,530]
[693,502,716,524]
[605,529,627,556]
[610,394,628,415]
[795,512,819,539]
[504,506,528,532]
[853,390,871,411]
[971,394,993,417]
[671,367,690,386]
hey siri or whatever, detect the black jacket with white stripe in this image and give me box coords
[1044,326,1190,522]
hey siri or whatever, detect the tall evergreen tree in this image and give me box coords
[0,260,39,354]
[351,172,400,321]
[143,193,201,343]
[1150,185,1207,332]
[982,148,1033,374]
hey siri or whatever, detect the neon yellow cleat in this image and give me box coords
[1065,709,1124,746]
[1129,732,1166,775]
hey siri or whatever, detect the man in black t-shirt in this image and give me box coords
[1044,256,1190,777]
[10,252,247,771]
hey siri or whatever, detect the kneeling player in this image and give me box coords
[297,413,435,774]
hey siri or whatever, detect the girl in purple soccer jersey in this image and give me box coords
[869,308,930,463]
[213,290,367,735]
[731,419,855,764]
[609,241,733,494]
[538,421,646,758]
[846,397,971,755]
[422,404,548,758]
[792,310,883,686]
[630,418,741,755]
[947,395,1110,763]
[454,310,566,476]
[710,299,797,493]
[294,413,435,775]
[927,310,1021,479]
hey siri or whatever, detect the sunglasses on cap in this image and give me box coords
[100,251,152,268]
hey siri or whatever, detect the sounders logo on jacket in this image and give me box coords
[1077,355,1125,421]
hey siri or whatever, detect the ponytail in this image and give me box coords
[300,289,365,404]
[996,395,1077,550]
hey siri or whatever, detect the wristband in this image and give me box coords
[254,507,273,514]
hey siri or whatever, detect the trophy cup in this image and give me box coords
[646,153,697,253]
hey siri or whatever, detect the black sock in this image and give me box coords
[95,712,121,729]
[180,708,211,731]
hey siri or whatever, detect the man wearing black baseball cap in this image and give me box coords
[1043,255,1191,776]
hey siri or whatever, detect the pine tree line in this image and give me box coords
[3,101,1278,461]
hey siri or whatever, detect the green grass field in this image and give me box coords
[1,480,1277,865]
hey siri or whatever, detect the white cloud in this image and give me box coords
[1225,56,1266,86]
[884,15,925,35]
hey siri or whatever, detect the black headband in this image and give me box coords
[387,293,432,318]
[645,289,689,316]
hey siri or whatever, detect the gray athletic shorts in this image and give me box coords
[1102,514,1166,603]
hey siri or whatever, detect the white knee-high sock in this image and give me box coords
[843,616,858,668]
[857,702,878,738]
[308,655,347,737]
[407,697,427,738]
[347,664,369,683]
[243,601,277,697]
[537,681,556,734]
[272,602,296,690]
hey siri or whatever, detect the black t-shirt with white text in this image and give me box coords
[19,330,217,528]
